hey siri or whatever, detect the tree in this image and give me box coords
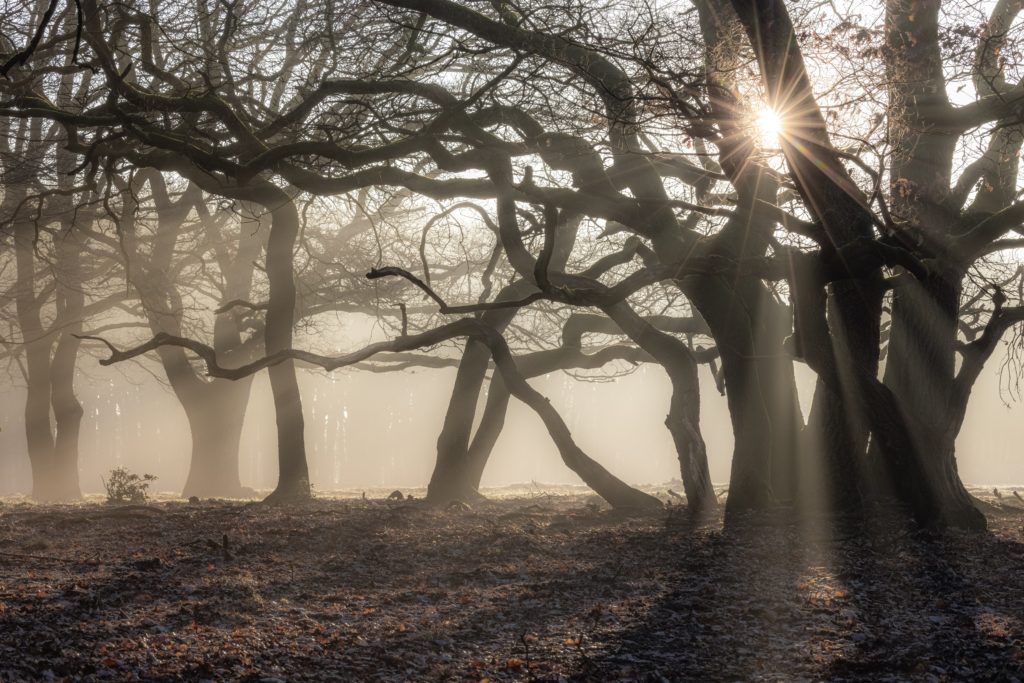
[7,0,1024,528]
[113,172,263,498]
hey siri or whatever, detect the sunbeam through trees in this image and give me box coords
[1,0,1024,679]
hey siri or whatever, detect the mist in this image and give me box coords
[3,357,1022,496]
[3,0,1024,679]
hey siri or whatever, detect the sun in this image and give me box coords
[755,107,784,148]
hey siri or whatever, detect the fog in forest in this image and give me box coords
[3,347,1021,496]
[5,0,1024,678]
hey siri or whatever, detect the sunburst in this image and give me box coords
[755,107,784,148]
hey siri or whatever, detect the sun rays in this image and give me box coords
[756,106,785,149]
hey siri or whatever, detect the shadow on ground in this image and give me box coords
[0,493,1021,681]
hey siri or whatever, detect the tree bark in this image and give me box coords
[464,374,511,491]
[425,337,498,503]
[683,272,803,517]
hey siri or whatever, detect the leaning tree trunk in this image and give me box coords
[426,281,533,503]
[464,375,511,492]
[478,326,662,511]
[426,336,495,503]
[603,302,716,514]
[427,201,580,503]
[462,312,717,514]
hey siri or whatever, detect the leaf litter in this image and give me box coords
[0,487,1021,681]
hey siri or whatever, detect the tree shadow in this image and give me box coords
[825,515,1024,680]
[572,512,1024,681]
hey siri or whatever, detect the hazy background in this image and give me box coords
[1,352,1020,496]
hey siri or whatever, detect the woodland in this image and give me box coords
[1,0,1024,679]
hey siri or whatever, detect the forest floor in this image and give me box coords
[0,485,1022,682]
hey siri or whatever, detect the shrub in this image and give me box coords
[102,467,157,504]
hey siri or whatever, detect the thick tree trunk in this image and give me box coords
[426,337,495,503]
[803,377,864,517]
[183,200,259,498]
[688,0,805,520]
[181,379,252,498]
[663,360,716,515]
[14,212,60,501]
[681,272,803,519]
[801,278,883,519]
[46,220,86,501]
[729,0,900,526]
[23,358,56,500]
[135,178,261,500]
[879,274,984,529]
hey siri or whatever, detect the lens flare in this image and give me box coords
[756,107,783,148]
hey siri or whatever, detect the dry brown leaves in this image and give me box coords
[0,490,1021,681]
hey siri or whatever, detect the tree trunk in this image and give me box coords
[48,331,84,501]
[465,375,511,491]
[14,211,59,501]
[879,274,984,529]
[480,326,662,511]
[260,192,310,503]
[802,377,863,517]
[426,337,495,503]
[681,272,803,519]
[800,277,883,519]
[688,0,805,520]
[603,302,716,514]
[46,219,86,501]
[23,357,56,501]
[182,199,260,498]
[426,282,532,503]
[181,379,252,498]
[458,309,717,513]
[134,177,262,500]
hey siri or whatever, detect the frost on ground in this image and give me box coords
[0,488,1021,681]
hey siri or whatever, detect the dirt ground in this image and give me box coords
[0,486,1022,682]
